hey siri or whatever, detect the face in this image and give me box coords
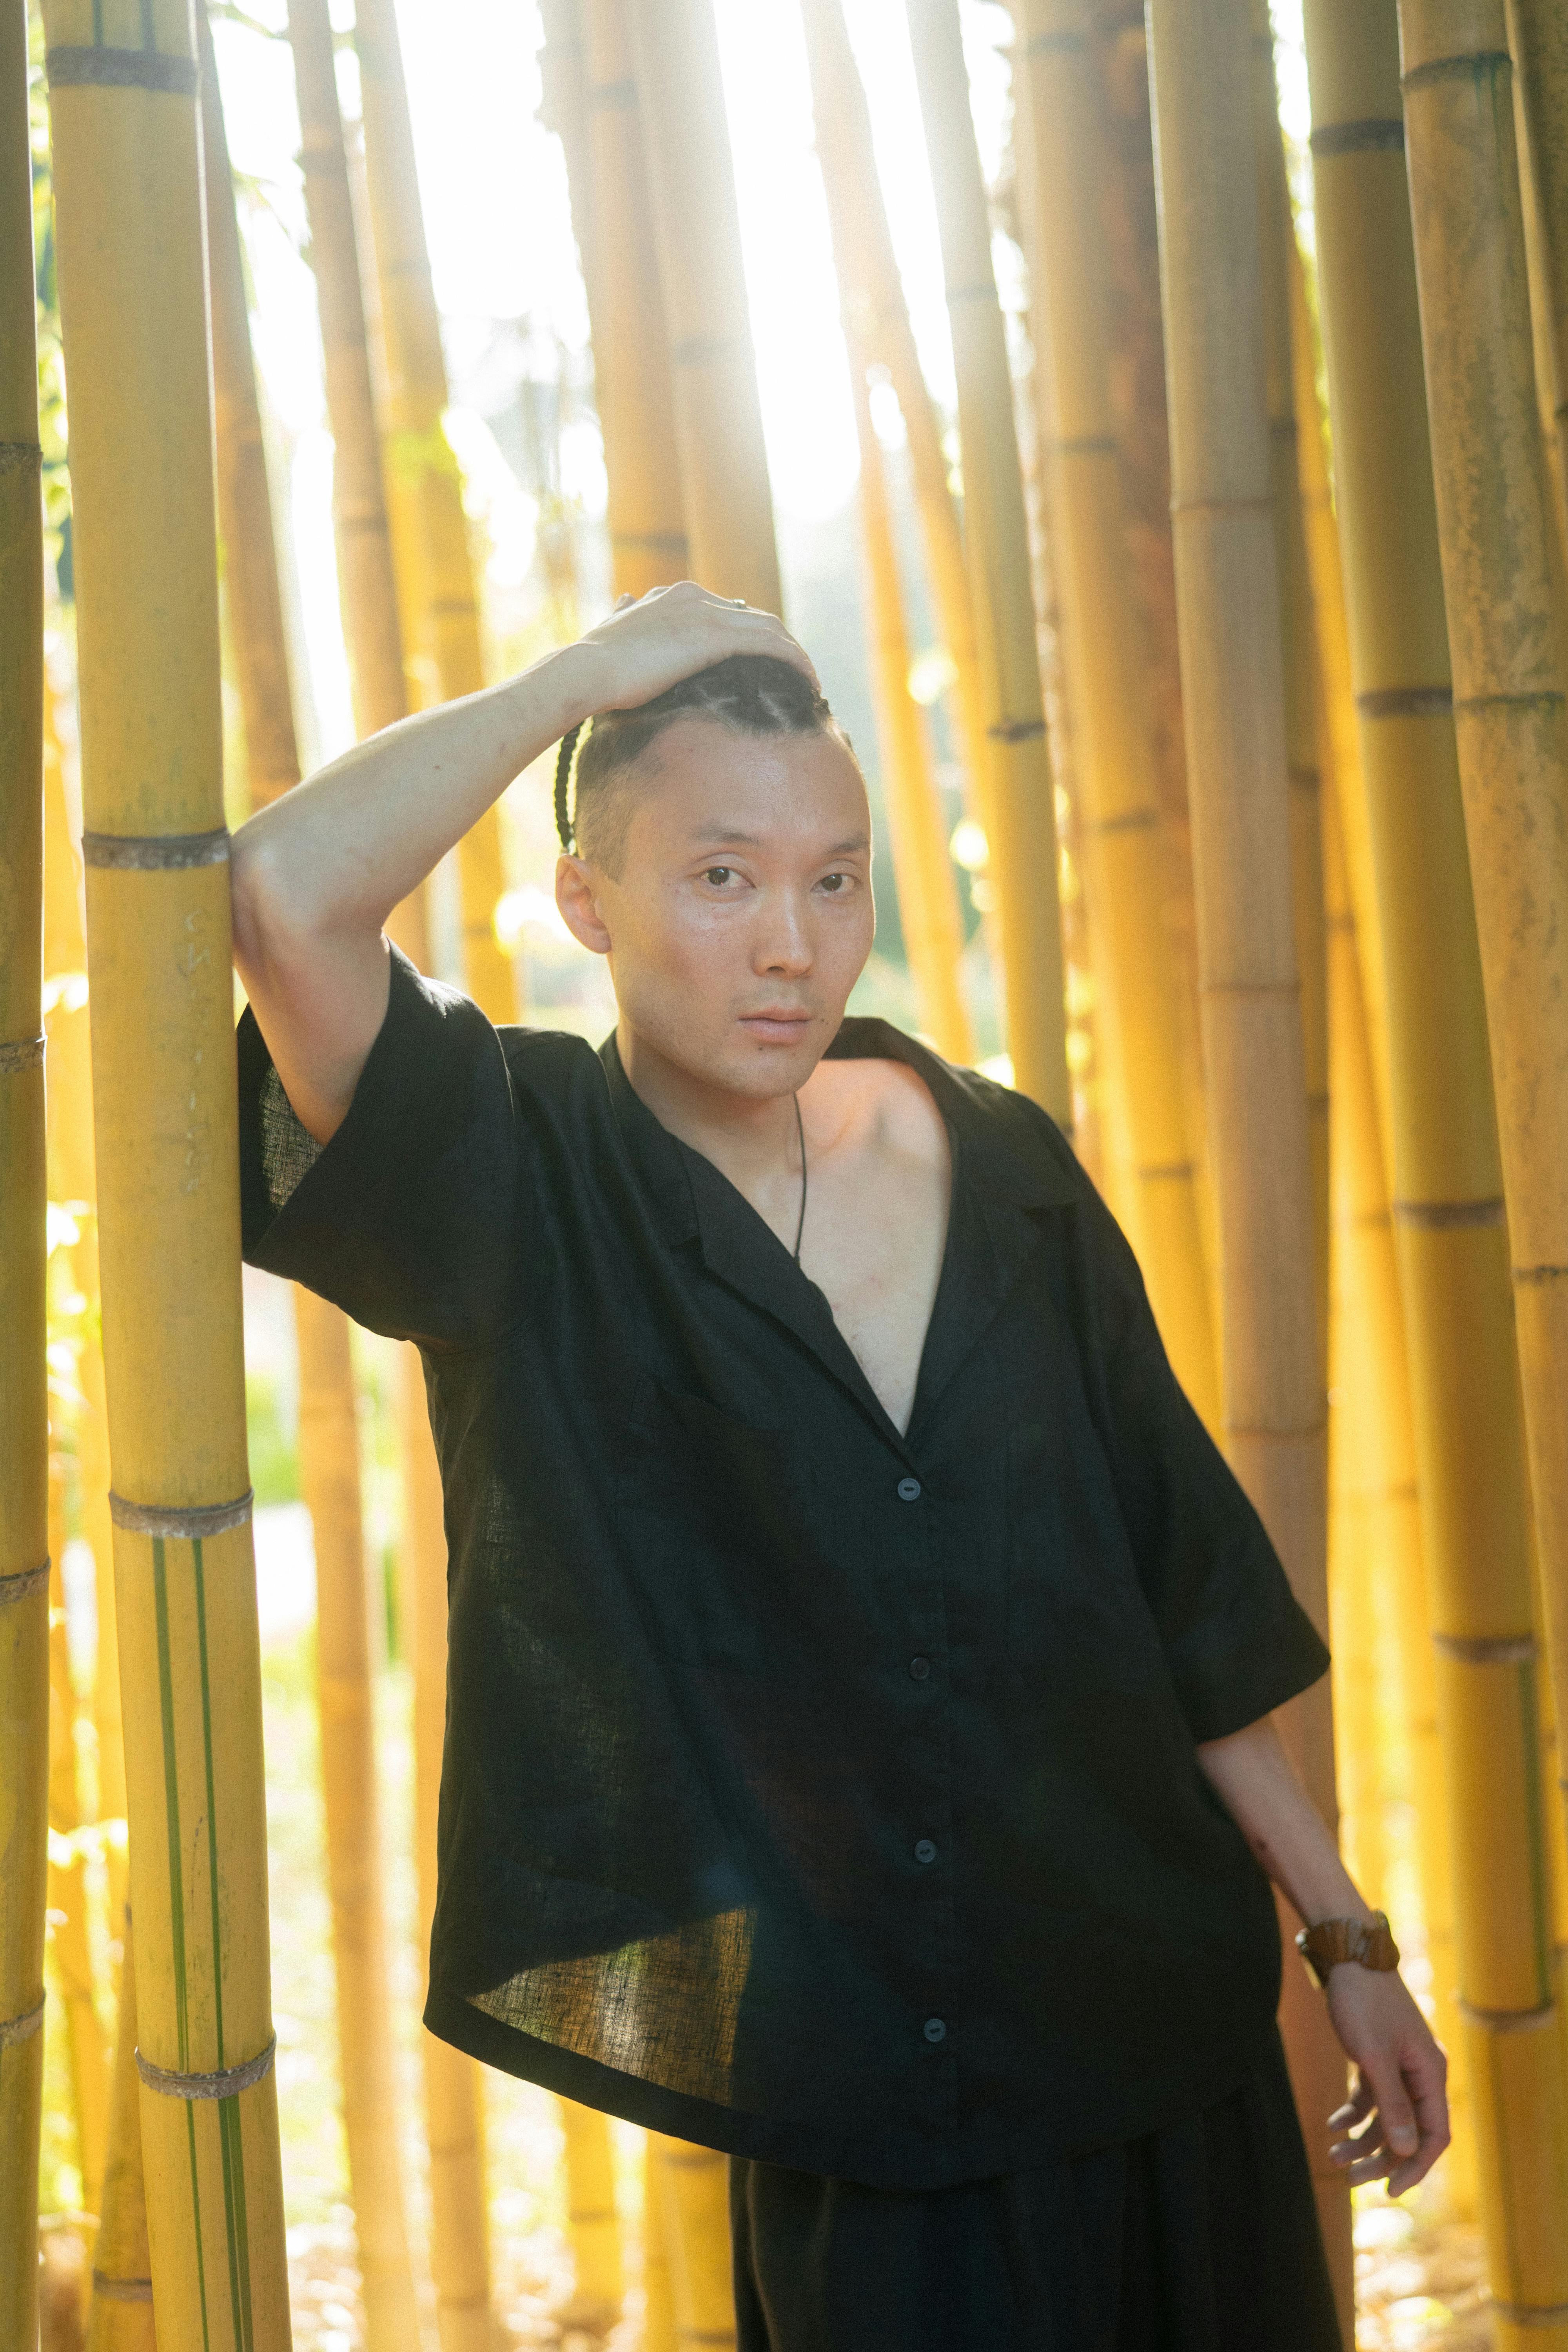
[556,717,875,1100]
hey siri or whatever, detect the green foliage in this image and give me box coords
[247,1365,303,1506]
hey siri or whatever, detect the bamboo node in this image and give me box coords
[0,1558,50,1606]
[987,719,1047,742]
[1401,51,1511,97]
[0,1996,45,2049]
[81,827,230,871]
[0,437,42,476]
[136,2032,277,2101]
[1136,1160,1196,1182]
[92,2277,154,2304]
[1514,1264,1568,1286]
[1454,689,1567,718]
[1308,119,1404,158]
[0,1033,45,1073]
[1391,1196,1504,1229]
[45,44,199,98]
[1354,685,1452,719]
[1090,808,1158,835]
[588,76,636,112]
[108,1490,254,1539]
[1433,1632,1535,1665]
[1023,31,1086,59]
[1048,433,1118,459]
[1490,2299,1568,2328]
[1457,1998,1556,2034]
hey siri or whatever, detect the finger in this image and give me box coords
[1328,2110,1386,2170]
[1362,2047,1421,2169]
[1387,2046,1451,2198]
[1326,2071,1375,2134]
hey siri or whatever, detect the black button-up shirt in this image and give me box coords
[238,946,1328,2189]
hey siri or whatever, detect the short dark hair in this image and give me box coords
[556,655,856,873]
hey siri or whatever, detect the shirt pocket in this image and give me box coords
[615,1374,809,1672]
[1005,1410,1167,1691]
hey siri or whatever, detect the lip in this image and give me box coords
[738,1011,812,1043]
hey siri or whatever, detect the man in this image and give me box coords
[232,583,1446,2350]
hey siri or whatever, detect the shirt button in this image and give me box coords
[914,1838,937,1865]
[923,2016,947,2044]
[897,1476,922,1501]
[909,1655,931,1681]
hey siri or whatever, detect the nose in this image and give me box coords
[753,885,814,978]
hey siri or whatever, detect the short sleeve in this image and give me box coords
[1075,1186,1330,1743]
[238,943,521,1349]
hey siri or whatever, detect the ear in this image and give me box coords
[555,854,613,956]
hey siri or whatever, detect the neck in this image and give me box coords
[616,1016,805,1183]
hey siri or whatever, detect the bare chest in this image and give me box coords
[802,1152,949,1437]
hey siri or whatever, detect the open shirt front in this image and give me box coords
[237,944,1329,2189]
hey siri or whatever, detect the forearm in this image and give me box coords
[1195,1713,1370,1928]
[231,639,597,944]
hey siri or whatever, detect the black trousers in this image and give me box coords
[729,2031,1343,2352]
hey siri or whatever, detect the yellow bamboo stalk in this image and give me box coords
[400,1353,494,2352]
[620,0,782,613]
[557,2099,623,2334]
[903,0,1070,1122]
[354,0,516,1023]
[1142,0,1348,2320]
[2,0,60,2330]
[543,0,690,602]
[88,1913,155,2352]
[1013,0,1219,1420]
[1250,0,1330,1374]
[647,2136,735,2352]
[799,0,991,838]
[201,17,424,2343]
[47,1476,109,2215]
[845,317,972,1063]
[641,2143,677,2352]
[1284,229,1395,1181]
[1303,0,1568,2303]
[1510,0,1568,544]
[1398,0,1568,2095]
[42,2,291,2338]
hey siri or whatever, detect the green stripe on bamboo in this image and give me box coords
[1303,0,1568,2294]
[41,0,290,2339]
[904,0,1070,1123]
[622,0,782,613]
[1142,0,1346,2321]
[1510,0,1568,550]
[1014,0,1219,1425]
[3,0,60,2334]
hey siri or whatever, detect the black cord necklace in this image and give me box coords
[792,1094,808,1266]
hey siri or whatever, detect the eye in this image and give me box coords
[702,865,737,887]
[817,871,853,895]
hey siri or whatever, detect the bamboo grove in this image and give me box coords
[4,0,1568,2339]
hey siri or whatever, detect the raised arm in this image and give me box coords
[230,584,814,1143]
[1196,1713,1449,2196]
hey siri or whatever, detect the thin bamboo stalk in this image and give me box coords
[88,1913,155,2352]
[1250,0,1330,1376]
[846,302,973,1063]
[1510,0,1568,545]
[544,0,689,602]
[647,2135,735,2352]
[903,0,1070,1122]
[557,2099,623,2334]
[0,0,50,2323]
[641,2142,677,2352]
[1284,229,1395,1181]
[201,17,423,2345]
[621,0,782,613]
[400,1354,494,2352]
[354,0,515,1023]
[1397,13,1568,2140]
[799,0,990,837]
[42,1,291,2337]
[1013,0,1219,1422]
[48,1486,109,2215]
[1303,0,1568,2294]
[1142,0,1348,2320]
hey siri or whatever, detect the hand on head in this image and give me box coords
[577,580,818,716]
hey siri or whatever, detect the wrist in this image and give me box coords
[521,639,608,738]
[1296,1909,1400,1989]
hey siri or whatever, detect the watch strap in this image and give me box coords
[1295,1911,1400,1989]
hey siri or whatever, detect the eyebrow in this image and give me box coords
[689,828,871,856]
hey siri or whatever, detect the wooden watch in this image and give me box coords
[1296,1911,1400,1989]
